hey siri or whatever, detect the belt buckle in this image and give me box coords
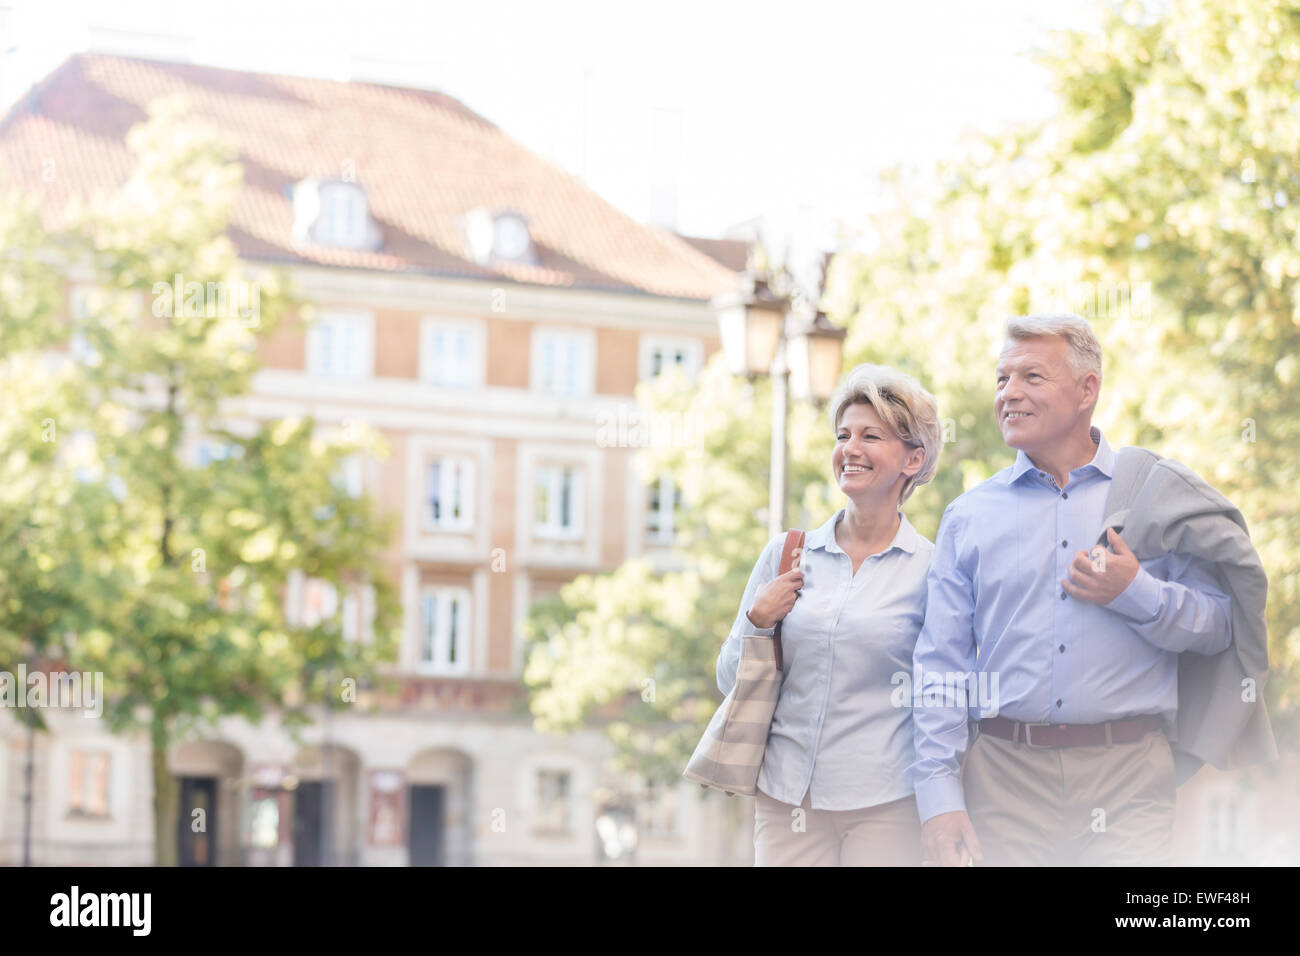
[1021,722,1054,748]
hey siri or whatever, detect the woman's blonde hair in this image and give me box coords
[828,363,942,505]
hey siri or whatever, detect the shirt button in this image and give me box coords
[1062,492,1069,499]
[1059,644,1066,653]
[1061,540,1068,548]
[1060,591,1067,600]
[1056,699,1063,708]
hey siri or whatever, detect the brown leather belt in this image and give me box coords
[977,714,1165,748]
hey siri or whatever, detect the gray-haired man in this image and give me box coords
[910,314,1237,866]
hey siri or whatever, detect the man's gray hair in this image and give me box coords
[1004,313,1103,384]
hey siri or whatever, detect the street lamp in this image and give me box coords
[713,269,847,538]
[716,276,785,378]
[788,309,848,404]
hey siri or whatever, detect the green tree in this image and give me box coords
[0,97,400,865]
[829,0,1300,733]
[525,360,836,783]
[525,0,1299,785]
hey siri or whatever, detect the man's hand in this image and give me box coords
[1061,527,1139,606]
[921,810,983,867]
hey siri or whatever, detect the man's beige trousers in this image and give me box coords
[963,727,1176,866]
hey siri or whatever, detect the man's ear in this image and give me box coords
[1078,371,1101,412]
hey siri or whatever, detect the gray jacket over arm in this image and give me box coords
[1098,446,1277,785]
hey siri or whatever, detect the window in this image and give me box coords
[646,473,682,543]
[534,330,592,397]
[652,347,686,377]
[534,465,583,539]
[426,457,476,532]
[419,587,470,673]
[492,213,533,261]
[300,578,339,629]
[196,440,243,467]
[65,430,98,484]
[317,183,368,247]
[464,208,534,265]
[535,770,571,833]
[69,285,127,366]
[68,286,103,364]
[422,321,480,388]
[249,793,280,848]
[334,454,365,498]
[342,591,360,643]
[642,781,681,839]
[640,336,702,383]
[307,311,371,379]
[67,750,111,819]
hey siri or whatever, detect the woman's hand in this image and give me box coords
[746,566,804,630]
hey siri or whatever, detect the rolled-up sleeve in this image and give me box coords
[909,505,978,824]
[716,533,783,696]
[1105,552,1233,655]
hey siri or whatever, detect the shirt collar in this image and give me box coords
[805,507,921,556]
[1009,425,1115,484]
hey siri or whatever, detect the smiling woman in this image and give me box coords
[829,364,942,509]
[716,363,943,866]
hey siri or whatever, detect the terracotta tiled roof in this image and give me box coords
[0,54,740,301]
[677,234,752,274]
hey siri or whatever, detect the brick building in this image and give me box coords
[0,52,755,866]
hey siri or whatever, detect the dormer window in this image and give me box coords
[464,208,536,266]
[320,183,367,245]
[292,179,380,250]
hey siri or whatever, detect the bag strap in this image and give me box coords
[773,529,805,671]
[1095,446,1162,546]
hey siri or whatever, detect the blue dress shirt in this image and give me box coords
[908,428,1233,824]
[717,508,934,811]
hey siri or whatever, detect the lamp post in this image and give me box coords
[714,267,847,538]
[21,650,34,867]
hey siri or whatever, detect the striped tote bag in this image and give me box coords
[683,529,804,796]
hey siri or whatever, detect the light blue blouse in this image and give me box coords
[716,508,934,811]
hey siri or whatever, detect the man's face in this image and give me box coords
[994,336,1095,453]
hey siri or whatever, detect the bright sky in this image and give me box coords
[0,0,1096,259]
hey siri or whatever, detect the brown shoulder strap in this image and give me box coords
[773,529,805,671]
[777,529,805,576]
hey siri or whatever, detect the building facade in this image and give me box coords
[0,52,756,866]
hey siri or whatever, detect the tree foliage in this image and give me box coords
[0,97,400,863]
[525,0,1300,781]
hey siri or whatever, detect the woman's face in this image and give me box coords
[833,402,924,504]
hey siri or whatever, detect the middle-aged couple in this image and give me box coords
[716,312,1274,866]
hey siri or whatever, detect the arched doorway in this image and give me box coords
[169,740,244,867]
[405,748,473,866]
[290,744,361,866]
